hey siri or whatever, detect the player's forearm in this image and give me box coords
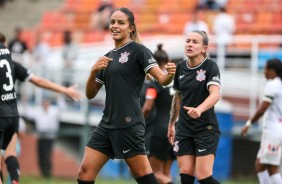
[169,93,180,124]
[86,72,100,99]
[31,76,68,94]
[197,91,220,114]
[161,74,174,86]
[250,102,269,123]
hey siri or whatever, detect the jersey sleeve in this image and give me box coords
[95,52,112,85]
[95,70,104,85]
[12,61,32,82]
[173,63,181,92]
[145,80,160,99]
[137,44,158,73]
[206,61,221,89]
[263,80,276,103]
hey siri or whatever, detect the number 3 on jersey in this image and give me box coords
[0,59,14,91]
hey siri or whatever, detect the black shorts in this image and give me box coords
[87,122,147,159]
[173,132,220,157]
[149,136,174,161]
[144,123,155,154]
[0,117,19,150]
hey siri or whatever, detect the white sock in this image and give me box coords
[257,170,271,184]
[270,173,282,184]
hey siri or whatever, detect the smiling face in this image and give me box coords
[109,10,134,45]
[185,32,207,59]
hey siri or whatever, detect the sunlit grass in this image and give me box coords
[18,175,257,184]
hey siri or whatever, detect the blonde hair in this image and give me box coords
[192,30,209,57]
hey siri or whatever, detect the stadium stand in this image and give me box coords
[1,0,278,49]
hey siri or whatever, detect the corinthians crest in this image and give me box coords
[119,52,130,64]
[196,69,206,81]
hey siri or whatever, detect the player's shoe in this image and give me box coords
[12,180,19,184]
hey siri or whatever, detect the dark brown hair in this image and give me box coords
[154,43,169,65]
[0,32,6,44]
[114,7,141,43]
[266,58,282,80]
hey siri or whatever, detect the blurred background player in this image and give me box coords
[140,73,157,155]
[61,30,78,87]
[183,9,209,36]
[241,58,282,184]
[142,44,175,184]
[22,95,66,178]
[212,6,235,70]
[8,27,28,62]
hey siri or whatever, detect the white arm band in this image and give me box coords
[245,120,252,127]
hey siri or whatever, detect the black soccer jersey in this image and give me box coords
[140,79,157,126]
[151,80,174,138]
[173,58,221,137]
[0,43,18,118]
[12,60,32,82]
[96,41,158,129]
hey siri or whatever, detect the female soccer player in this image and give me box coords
[241,58,282,184]
[0,32,19,184]
[0,31,82,184]
[167,30,221,184]
[77,7,176,184]
[142,44,175,184]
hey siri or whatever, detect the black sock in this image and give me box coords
[180,173,195,184]
[199,175,220,184]
[77,179,95,184]
[135,173,159,184]
[5,156,20,182]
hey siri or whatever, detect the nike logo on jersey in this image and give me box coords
[198,149,206,152]
[179,75,185,79]
[123,149,131,154]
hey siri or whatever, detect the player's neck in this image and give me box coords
[114,39,132,49]
[187,56,205,67]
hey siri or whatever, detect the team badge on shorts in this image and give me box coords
[173,141,179,152]
[119,52,130,64]
[196,69,206,82]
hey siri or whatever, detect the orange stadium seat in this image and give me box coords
[83,30,107,43]
[39,11,72,31]
[20,30,36,49]
[112,0,131,8]
[74,12,91,30]
[178,0,197,10]
[47,31,63,47]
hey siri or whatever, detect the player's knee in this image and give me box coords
[195,168,212,180]
[77,164,89,178]
[179,167,194,176]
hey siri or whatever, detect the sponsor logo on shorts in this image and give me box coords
[123,149,131,154]
[173,141,179,152]
[268,144,280,153]
[207,125,213,130]
[198,149,206,152]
